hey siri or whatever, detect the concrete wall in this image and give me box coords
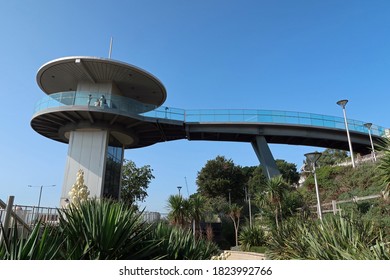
[60,129,108,206]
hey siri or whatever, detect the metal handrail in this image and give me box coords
[0,198,32,234]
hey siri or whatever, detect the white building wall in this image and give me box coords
[60,129,109,206]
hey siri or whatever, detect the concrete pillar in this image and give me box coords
[251,136,280,179]
[61,130,109,206]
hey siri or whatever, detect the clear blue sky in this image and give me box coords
[1,0,389,213]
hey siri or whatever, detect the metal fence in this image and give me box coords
[1,197,167,240]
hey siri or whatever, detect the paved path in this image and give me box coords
[224,250,266,260]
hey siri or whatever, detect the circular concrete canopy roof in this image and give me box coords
[36,56,167,107]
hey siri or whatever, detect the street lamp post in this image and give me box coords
[364,123,376,162]
[247,188,252,228]
[28,185,56,209]
[304,152,323,220]
[337,99,356,168]
[177,186,182,196]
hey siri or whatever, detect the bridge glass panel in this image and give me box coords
[272,115,286,124]
[285,116,299,124]
[243,111,258,122]
[323,119,336,128]
[258,115,273,122]
[310,114,324,126]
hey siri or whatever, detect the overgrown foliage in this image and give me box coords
[0,221,61,260]
[266,214,390,260]
[1,199,220,260]
[316,148,348,166]
[149,222,219,260]
[377,138,390,196]
[238,225,267,251]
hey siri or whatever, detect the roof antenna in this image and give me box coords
[108,37,113,59]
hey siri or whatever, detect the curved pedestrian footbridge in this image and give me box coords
[31,92,387,178]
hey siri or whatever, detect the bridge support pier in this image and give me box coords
[251,136,280,179]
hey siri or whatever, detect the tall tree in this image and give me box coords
[228,204,242,247]
[196,156,245,203]
[255,175,287,229]
[247,160,298,193]
[167,194,191,228]
[189,194,208,236]
[120,159,154,205]
[275,159,300,185]
[247,165,267,194]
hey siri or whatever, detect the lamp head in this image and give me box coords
[336,99,348,108]
[304,152,322,165]
[364,123,373,130]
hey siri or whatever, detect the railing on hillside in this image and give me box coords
[335,152,382,167]
[304,191,389,216]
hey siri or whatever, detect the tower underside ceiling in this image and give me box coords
[31,108,186,148]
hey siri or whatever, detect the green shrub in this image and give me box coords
[150,222,219,260]
[239,225,267,251]
[267,214,390,260]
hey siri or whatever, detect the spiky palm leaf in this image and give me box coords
[267,214,390,260]
[57,199,158,259]
[0,221,62,260]
[167,195,191,227]
[150,222,219,260]
[255,175,287,229]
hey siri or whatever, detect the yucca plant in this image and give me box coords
[267,214,390,260]
[0,221,62,260]
[376,138,390,196]
[239,225,267,251]
[57,199,158,259]
[150,222,219,260]
[266,217,312,259]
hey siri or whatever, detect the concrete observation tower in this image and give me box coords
[31,56,172,206]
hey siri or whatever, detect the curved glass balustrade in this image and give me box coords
[143,108,385,137]
[33,91,157,115]
[34,92,386,137]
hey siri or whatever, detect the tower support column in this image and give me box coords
[61,129,109,206]
[251,136,280,179]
